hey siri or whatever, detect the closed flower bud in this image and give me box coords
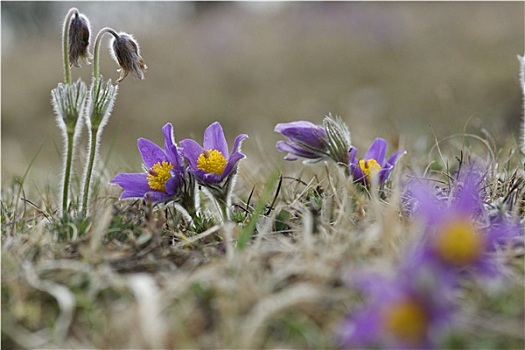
[51,78,88,131]
[68,11,92,67]
[323,113,352,165]
[110,32,147,83]
[87,77,118,129]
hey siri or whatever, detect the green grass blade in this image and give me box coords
[237,169,280,250]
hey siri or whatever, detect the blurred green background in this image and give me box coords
[2,1,524,191]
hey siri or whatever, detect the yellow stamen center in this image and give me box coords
[383,298,428,344]
[433,218,484,266]
[197,149,227,175]
[147,161,174,192]
[359,158,382,182]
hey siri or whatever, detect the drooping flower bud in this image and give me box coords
[68,11,92,67]
[110,32,147,83]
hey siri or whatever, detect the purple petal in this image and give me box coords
[111,172,150,199]
[338,308,381,348]
[162,123,184,172]
[487,218,524,248]
[162,123,175,147]
[118,190,145,200]
[352,168,366,184]
[189,168,208,182]
[386,149,406,167]
[348,149,366,183]
[275,141,299,160]
[202,172,223,184]
[276,141,305,156]
[455,169,483,216]
[144,191,172,203]
[203,122,228,157]
[274,121,327,147]
[137,138,167,169]
[406,179,445,224]
[231,133,248,154]
[348,147,358,166]
[364,138,387,165]
[378,164,394,183]
[276,141,321,159]
[220,133,248,177]
[222,150,246,179]
[188,167,221,184]
[275,121,325,135]
[274,121,318,133]
[180,138,204,169]
[165,175,181,196]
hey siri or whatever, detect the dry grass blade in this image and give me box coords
[238,283,325,348]
[22,261,76,343]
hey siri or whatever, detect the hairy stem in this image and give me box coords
[61,131,74,215]
[518,55,525,155]
[93,27,119,84]
[81,127,99,216]
[59,8,80,217]
[81,27,119,217]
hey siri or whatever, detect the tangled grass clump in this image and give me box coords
[2,135,524,349]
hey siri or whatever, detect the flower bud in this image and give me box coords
[68,11,92,67]
[87,77,118,129]
[51,78,88,131]
[110,32,147,83]
[323,113,352,165]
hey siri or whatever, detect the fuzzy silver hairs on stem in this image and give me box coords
[80,27,146,216]
[518,55,525,155]
[53,8,91,216]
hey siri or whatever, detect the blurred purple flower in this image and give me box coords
[111,123,184,202]
[348,138,405,186]
[406,169,522,279]
[179,121,248,185]
[275,121,328,162]
[338,269,454,349]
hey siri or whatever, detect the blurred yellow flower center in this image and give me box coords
[197,149,227,175]
[384,298,428,344]
[433,218,484,266]
[359,158,382,182]
[147,161,173,192]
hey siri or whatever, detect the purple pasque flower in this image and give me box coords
[275,115,352,164]
[111,123,184,202]
[275,120,328,162]
[338,268,454,349]
[179,121,248,185]
[406,168,521,279]
[348,138,405,186]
